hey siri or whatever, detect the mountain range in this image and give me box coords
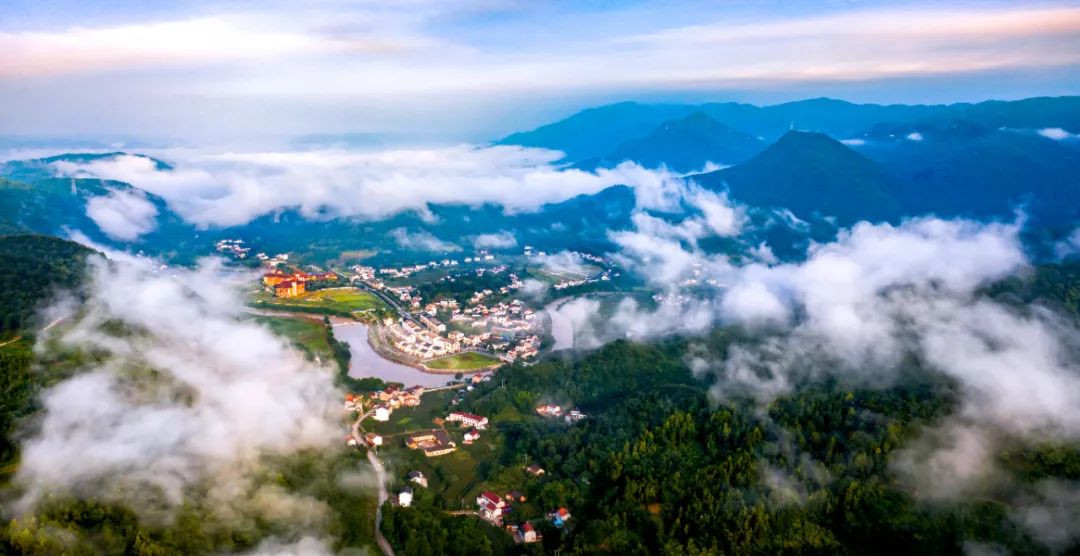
[1,96,1078,263]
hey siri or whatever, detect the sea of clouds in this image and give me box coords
[13,253,352,544]
[49,145,688,236]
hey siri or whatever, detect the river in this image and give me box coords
[333,324,453,387]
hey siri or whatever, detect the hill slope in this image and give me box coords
[856,124,1080,225]
[694,131,902,225]
[0,234,95,334]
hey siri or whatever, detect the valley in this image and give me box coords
[1,92,1079,555]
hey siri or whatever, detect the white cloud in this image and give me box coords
[471,231,517,249]
[16,256,346,523]
[51,147,676,228]
[533,251,591,278]
[84,187,159,240]
[389,227,461,252]
[1055,228,1080,259]
[906,131,924,141]
[840,138,866,146]
[0,16,420,79]
[2,4,1078,139]
[1038,127,1077,140]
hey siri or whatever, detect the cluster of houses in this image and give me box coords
[256,252,290,264]
[385,319,463,360]
[450,297,541,361]
[476,491,510,525]
[344,387,424,426]
[405,430,456,457]
[536,404,588,424]
[214,239,251,259]
[374,282,540,363]
[367,386,424,421]
[535,404,562,417]
[262,267,338,298]
[363,253,497,281]
[349,251,549,363]
[476,486,571,544]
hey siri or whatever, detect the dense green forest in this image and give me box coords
[418,335,1078,555]
[0,235,95,479]
[989,260,1080,319]
[0,234,95,335]
[2,234,1079,554]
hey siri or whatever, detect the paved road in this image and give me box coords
[349,409,395,556]
[367,449,396,556]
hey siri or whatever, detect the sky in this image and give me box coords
[1,0,1078,145]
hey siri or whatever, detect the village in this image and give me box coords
[343,375,584,546]
[349,257,543,366]
[223,239,616,550]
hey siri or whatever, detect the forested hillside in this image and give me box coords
[0,235,95,334]
[406,335,1078,555]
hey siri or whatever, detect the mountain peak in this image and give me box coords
[694,130,901,225]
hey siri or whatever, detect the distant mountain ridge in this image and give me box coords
[2,96,1078,265]
[500,96,1080,162]
[576,111,765,172]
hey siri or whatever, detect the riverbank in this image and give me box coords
[365,323,502,375]
[333,323,451,387]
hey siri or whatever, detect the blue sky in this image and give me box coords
[1,0,1077,144]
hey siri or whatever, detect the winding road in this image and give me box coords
[351,409,395,556]
[367,449,396,556]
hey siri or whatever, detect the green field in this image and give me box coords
[425,351,502,370]
[254,287,385,314]
[251,315,333,360]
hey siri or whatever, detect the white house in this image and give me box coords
[447,412,489,429]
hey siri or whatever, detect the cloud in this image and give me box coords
[1038,127,1078,140]
[50,147,678,228]
[15,255,346,525]
[244,536,337,556]
[533,251,590,276]
[389,227,460,252]
[84,188,159,240]
[471,231,517,249]
[2,4,1078,140]
[590,204,1080,544]
[1012,480,1080,552]
[6,5,1076,95]
[0,16,419,79]
[1055,228,1080,259]
[906,131,924,141]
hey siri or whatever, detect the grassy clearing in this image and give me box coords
[251,315,333,360]
[255,287,385,314]
[425,351,502,371]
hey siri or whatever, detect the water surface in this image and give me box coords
[334,323,452,388]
